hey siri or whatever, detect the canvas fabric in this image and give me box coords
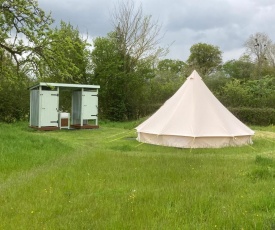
[137,133,253,148]
[136,70,254,148]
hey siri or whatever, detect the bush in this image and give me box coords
[218,79,253,107]
[229,107,275,126]
[212,77,275,109]
[0,79,31,123]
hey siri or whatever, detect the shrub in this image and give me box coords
[229,107,275,126]
[218,79,253,107]
[0,79,31,123]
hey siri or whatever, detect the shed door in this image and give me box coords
[82,91,98,119]
[40,91,59,127]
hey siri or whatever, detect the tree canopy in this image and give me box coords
[91,0,167,121]
[223,55,254,79]
[187,43,222,76]
[0,0,53,76]
[39,21,92,83]
[244,32,275,78]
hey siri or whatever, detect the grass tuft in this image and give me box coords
[247,155,275,181]
[255,155,275,166]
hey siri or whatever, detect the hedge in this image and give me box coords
[144,106,275,126]
[229,107,275,126]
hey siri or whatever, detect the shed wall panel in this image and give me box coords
[40,91,59,127]
[72,91,82,124]
[30,90,40,126]
[82,91,98,119]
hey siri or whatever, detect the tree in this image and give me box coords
[244,32,273,78]
[0,0,53,76]
[91,33,155,120]
[39,21,92,83]
[0,49,31,122]
[157,59,186,75]
[266,43,275,67]
[149,59,186,107]
[0,49,16,85]
[187,43,223,76]
[223,55,254,79]
[244,33,271,64]
[111,0,167,70]
[91,35,126,120]
[0,0,52,122]
[91,0,167,121]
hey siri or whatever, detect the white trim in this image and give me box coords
[29,82,100,90]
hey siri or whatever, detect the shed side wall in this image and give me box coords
[30,90,40,126]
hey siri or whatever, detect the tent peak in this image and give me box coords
[188,70,201,80]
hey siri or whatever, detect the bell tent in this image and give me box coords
[135,70,254,148]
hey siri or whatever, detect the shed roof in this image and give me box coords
[29,82,100,90]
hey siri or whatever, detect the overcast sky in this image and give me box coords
[37,0,275,63]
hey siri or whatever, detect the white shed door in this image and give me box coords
[82,91,98,119]
[40,91,59,127]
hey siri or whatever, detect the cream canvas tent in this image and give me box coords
[136,70,254,148]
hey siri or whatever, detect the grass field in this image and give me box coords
[0,121,275,229]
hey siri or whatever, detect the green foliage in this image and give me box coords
[0,0,53,75]
[1,2,90,82]
[91,35,126,120]
[0,80,30,123]
[40,21,91,83]
[2,0,275,128]
[91,33,156,121]
[245,76,275,108]
[229,107,275,126]
[217,76,275,108]
[223,56,254,79]
[218,79,253,107]
[157,59,186,74]
[205,75,275,125]
[0,49,17,84]
[149,59,186,106]
[0,49,32,122]
[257,64,275,79]
[204,72,230,94]
[187,43,222,76]
[90,2,167,121]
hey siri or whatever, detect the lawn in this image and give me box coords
[0,121,275,229]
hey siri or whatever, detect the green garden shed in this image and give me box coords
[29,82,100,130]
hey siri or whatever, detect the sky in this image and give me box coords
[37,0,275,63]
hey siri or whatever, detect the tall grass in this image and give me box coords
[0,122,72,176]
[0,122,275,229]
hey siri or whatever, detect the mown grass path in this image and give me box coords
[0,122,275,229]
